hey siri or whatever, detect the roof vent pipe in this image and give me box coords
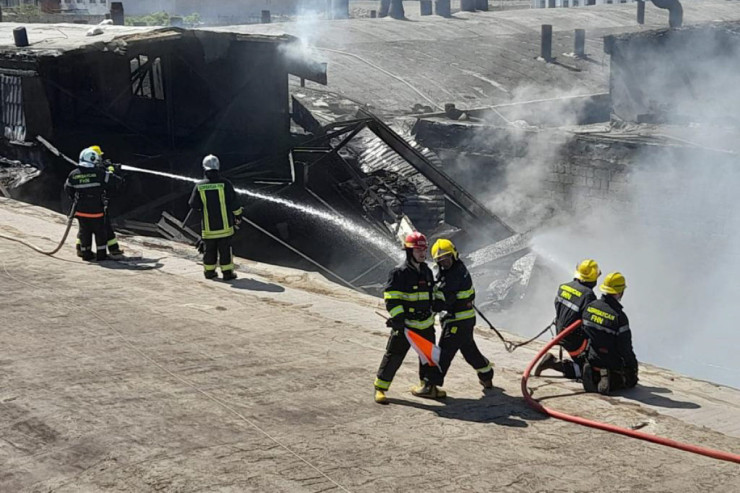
[650,0,683,28]
[13,27,29,48]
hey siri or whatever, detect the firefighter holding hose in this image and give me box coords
[581,272,639,395]
[535,259,600,380]
[64,147,116,261]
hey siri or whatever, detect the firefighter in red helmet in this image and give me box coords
[373,232,445,404]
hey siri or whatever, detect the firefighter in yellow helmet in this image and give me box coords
[535,259,600,379]
[431,239,494,390]
[581,272,638,395]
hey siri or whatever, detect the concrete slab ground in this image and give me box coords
[1,197,739,491]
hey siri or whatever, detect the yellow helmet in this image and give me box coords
[90,145,103,156]
[574,259,600,283]
[431,238,458,261]
[600,272,626,295]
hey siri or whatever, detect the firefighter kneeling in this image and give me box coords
[188,155,243,281]
[581,272,639,395]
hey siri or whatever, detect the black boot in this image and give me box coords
[582,363,598,393]
[204,270,218,280]
[597,369,610,395]
[222,270,237,281]
[534,353,563,376]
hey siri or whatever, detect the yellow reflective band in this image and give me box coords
[220,263,234,271]
[560,284,583,297]
[204,264,217,271]
[476,364,492,374]
[456,288,475,299]
[384,291,430,301]
[374,378,391,390]
[448,309,475,322]
[75,238,81,245]
[218,186,229,235]
[389,306,404,317]
[433,289,445,300]
[405,316,435,330]
[233,207,243,216]
[199,186,211,234]
[202,228,234,239]
[107,238,118,247]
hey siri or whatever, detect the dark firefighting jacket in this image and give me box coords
[433,259,476,325]
[64,167,116,218]
[188,171,243,240]
[554,279,596,356]
[582,295,638,370]
[384,260,435,331]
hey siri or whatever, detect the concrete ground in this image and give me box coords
[1,197,739,492]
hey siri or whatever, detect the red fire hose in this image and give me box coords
[521,320,740,464]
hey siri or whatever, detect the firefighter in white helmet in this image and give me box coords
[188,155,243,280]
[64,147,113,261]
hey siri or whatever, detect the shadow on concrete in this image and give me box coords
[97,257,165,271]
[613,385,701,409]
[227,277,285,293]
[387,386,546,427]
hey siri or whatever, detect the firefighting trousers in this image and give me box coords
[375,326,443,390]
[76,216,107,260]
[583,363,638,391]
[104,215,122,253]
[203,236,234,273]
[438,320,493,386]
[78,216,120,254]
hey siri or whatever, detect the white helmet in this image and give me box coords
[202,154,220,171]
[78,147,101,168]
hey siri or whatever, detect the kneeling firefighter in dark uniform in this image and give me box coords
[374,232,444,404]
[581,272,638,395]
[431,239,494,389]
[64,147,114,261]
[535,259,600,379]
[188,154,243,281]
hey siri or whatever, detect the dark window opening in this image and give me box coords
[1,74,27,142]
[130,55,165,101]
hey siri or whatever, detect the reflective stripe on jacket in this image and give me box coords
[384,260,435,330]
[582,295,638,370]
[433,259,476,324]
[188,173,242,240]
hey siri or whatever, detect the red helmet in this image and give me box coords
[403,231,427,250]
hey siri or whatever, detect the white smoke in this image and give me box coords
[522,26,740,388]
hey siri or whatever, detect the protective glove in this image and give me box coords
[385,317,405,331]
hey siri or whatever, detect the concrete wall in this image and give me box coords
[543,137,632,208]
